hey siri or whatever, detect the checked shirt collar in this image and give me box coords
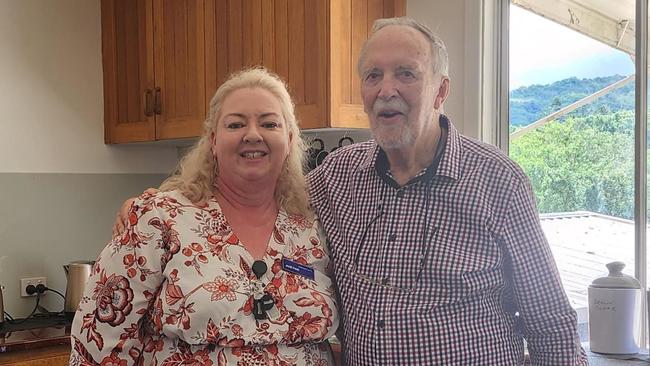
[356,114,462,185]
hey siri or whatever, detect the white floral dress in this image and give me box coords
[70,190,339,366]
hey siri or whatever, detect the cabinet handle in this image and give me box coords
[154,87,162,115]
[144,89,154,117]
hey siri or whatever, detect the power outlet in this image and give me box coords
[20,277,47,297]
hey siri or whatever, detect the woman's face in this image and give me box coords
[211,87,292,186]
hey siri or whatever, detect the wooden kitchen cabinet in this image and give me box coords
[204,0,405,130]
[330,0,406,128]
[205,0,328,129]
[101,0,205,143]
[101,0,404,142]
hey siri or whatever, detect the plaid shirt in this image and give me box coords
[308,116,587,365]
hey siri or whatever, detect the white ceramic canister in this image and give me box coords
[588,261,641,354]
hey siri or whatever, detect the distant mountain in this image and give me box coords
[510,75,635,126]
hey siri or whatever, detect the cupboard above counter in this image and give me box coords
[101,0,205,143]
[101,0,405,144]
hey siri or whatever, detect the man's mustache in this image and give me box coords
[372,98,409,115]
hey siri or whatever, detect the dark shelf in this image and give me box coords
[1,314,70,334]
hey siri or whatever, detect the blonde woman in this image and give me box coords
[70,68,339,365]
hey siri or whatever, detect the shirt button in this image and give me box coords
[396,190,405,198]
[388,234,397,242]
[377,319,385,329]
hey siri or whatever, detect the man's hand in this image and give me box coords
[112,188,160,237]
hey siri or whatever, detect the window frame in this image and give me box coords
[489,0,649,347]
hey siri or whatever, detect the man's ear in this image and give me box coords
[434,77,451,110]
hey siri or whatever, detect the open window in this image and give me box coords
[495,0,648,345]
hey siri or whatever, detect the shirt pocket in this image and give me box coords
[401,228,504,311]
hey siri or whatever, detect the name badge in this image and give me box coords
[281,258,315,280]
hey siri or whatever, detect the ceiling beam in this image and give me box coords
[512,0,635,56]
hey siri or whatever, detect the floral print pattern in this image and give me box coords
[70,190,338,365]
[93,272,134,326]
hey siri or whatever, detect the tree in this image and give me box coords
[510,111,635,219]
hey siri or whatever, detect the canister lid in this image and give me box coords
[590,261,641,289]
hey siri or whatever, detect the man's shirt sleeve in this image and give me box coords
[499,175,588,366]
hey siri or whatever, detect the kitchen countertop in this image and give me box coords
[581,343,650,366]
[587,355,650,366]
[0,318,648,365]
[0,315,71,355]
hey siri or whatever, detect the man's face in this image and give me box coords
[360,25,445,150]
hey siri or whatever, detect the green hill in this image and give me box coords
[510,75,635,126]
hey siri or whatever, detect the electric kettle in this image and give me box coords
[64,260,94,320]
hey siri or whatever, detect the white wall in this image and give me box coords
[0,0,178,174]
[0,0,484,174]
[0,0,177,317]
[407,0,483,139]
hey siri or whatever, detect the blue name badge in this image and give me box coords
[281,258,315,280]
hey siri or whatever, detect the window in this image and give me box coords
[496,0,648,345]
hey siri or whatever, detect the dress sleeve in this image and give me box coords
[69,194,172,365]
[499,177,588,366]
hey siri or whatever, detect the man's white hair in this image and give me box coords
[357,17,449,78]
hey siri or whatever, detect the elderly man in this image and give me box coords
[307,17,587,365]
[114,17,586,366]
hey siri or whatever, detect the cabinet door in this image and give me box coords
[205,0,328,129]
[330,0,406,128]
[101,0,155,143]
[153,0,206,140]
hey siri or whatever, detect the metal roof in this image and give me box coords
[540,211,639,310]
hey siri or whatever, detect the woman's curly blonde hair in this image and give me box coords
[159,67,310,216]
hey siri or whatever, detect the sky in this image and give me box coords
[510,5,635,90]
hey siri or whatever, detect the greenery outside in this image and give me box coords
[509,75,638,219]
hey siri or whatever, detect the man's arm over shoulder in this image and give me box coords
[112,188,160,236]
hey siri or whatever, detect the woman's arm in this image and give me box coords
[70,193,169,365]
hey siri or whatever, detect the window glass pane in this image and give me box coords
[646,0,650,350]
[508,1,636,343]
